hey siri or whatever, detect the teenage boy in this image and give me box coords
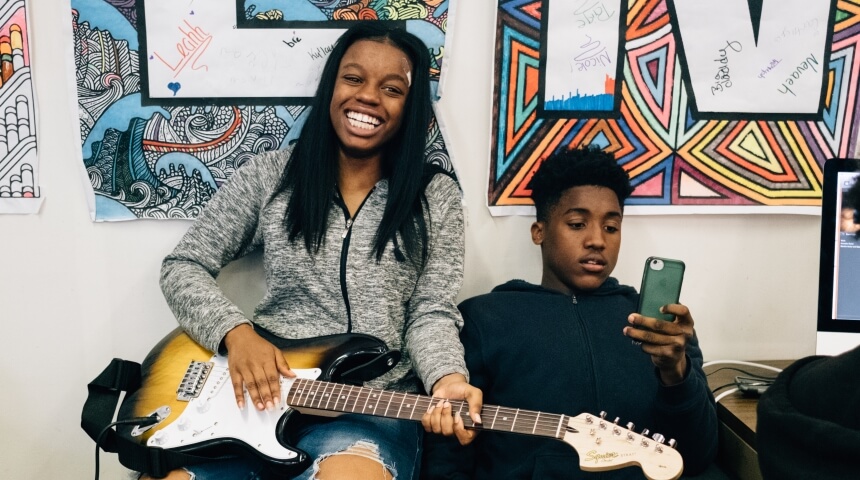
[422,147,718,479]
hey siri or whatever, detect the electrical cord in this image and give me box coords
[706,366,777,381]
[703,360,783,403]
[714,387,740,403]
[94,416,160,480]
[702,359,783,373]
[711,381,741,394]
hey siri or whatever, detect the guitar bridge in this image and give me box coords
[177,361,214,401]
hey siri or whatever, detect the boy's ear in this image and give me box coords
[531,221,545,246]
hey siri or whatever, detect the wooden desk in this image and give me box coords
[704,360,793,480]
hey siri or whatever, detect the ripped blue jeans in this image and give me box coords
[181,414,422,480]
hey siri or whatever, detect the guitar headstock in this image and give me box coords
[561,412,683,480]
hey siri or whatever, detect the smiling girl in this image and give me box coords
[152,23,480,480]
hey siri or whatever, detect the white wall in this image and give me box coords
[0,1,821,478]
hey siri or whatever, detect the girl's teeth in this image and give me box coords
[348,118,375,130]
[347,112,379,130]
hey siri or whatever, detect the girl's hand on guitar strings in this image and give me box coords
[223,324,295,410]
[422,373,483,446]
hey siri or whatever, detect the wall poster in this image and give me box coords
[70,0,456,221]
[0,0,41,214]
[490,0,860,215]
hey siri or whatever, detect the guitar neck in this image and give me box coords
[287,378,568,440]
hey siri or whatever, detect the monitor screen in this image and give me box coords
[817,158,860,356]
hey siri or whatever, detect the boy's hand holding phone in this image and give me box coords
[624,257,695,385]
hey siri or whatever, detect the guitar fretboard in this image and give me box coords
[287,378,569,439]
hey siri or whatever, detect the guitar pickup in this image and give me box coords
[177,361,214,401]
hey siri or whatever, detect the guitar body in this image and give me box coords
[117,327,400,478]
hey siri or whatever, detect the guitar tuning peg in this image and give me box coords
[626,422,635,431]
[668,438,678,449]
[652,433,665,444]
[641,428,650,437]
[599,411,607,419]
[611,417,622,435]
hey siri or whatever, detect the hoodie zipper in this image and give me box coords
[335,187,375,333]
[568,291,600,407]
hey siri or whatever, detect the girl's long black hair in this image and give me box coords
[278,23,434,265]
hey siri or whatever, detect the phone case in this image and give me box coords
[637,257,685,321]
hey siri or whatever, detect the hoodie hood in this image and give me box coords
[492,278,636,298]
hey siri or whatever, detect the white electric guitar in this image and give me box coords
[118,329,684,480]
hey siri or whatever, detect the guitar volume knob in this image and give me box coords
[196,399,211,414]
[152,430,168,446]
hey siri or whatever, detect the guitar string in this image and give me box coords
[287,379,657,440]
[287,379,669,449]
[287,378,578,437]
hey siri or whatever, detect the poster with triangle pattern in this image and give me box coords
[490,0,860,214]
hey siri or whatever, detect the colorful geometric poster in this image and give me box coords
[490,0,860,214]
[0,0,41,214]
[70,0,455,221]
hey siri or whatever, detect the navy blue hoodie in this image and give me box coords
[422,279,718,479]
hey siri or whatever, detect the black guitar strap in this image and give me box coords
[81,358,231,478]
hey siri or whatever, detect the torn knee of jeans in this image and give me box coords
[311,440,396,479]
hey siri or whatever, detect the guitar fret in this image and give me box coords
[361,386,371,413]
[301,379,313,407]
[555,414,564,439]
[323,382,335,409]
[532,411,539,434]
[409,393,418,420]
[323,382,334,410]
[292,379,304,406]
[383,389,394,417]
[314,381,327,409]
[335,383,347,412]
[511,408,520,432]
[370,389,380,415]
[397,393,406,418]
[489,405,500,430]
[348,385,357,412]
[305,380,315,408]
[455,400,466,426]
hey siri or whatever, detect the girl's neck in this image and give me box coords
[338,154,383,216]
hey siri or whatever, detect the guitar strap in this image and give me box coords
[81,358,232,478]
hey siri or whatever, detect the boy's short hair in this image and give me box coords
[530,146,633,221]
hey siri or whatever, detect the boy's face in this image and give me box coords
[532,185,622,294]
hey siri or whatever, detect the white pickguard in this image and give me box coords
[147,353,321,460]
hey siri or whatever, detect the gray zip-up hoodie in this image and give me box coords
[160,149,468,392]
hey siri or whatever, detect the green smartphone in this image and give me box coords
[637,257,685,321]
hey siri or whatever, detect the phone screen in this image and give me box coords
[637,257,685,321]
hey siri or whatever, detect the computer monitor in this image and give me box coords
[816,158,860,356]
